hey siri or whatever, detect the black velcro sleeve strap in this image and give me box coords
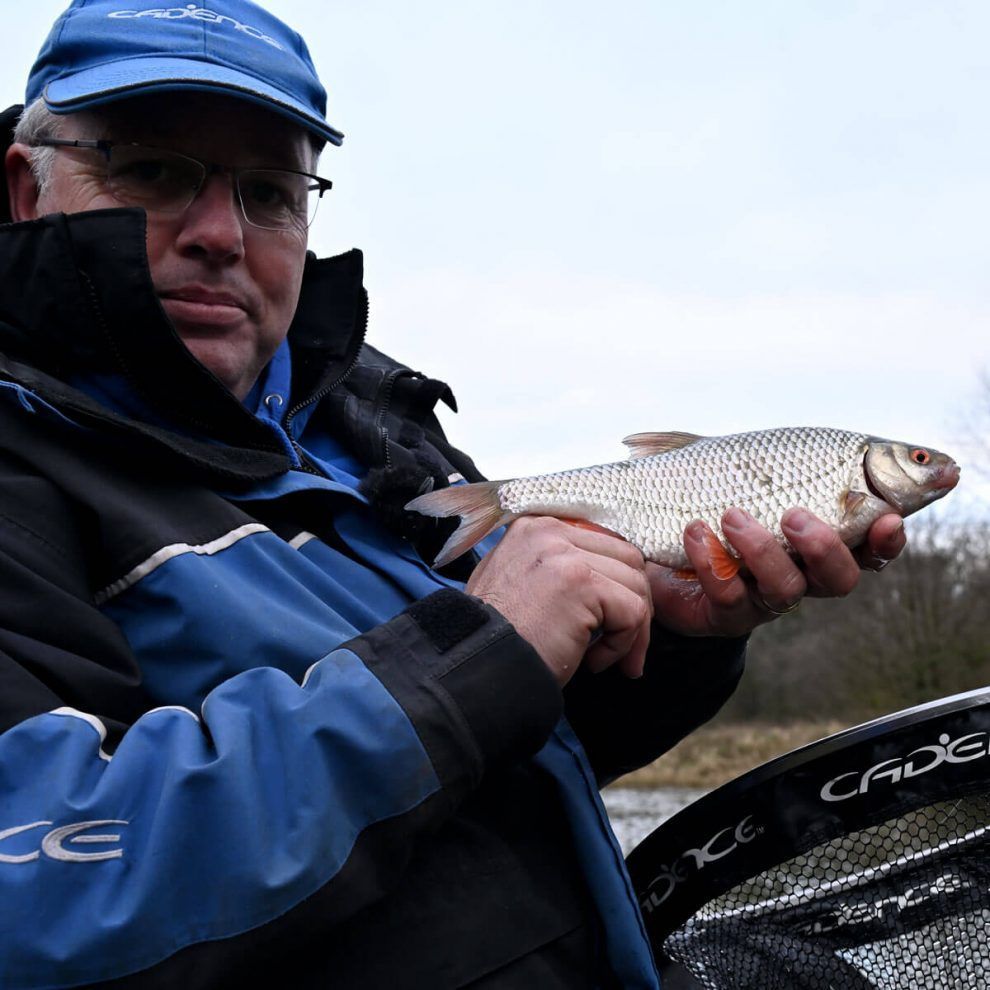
[436,601,562,771]
[406,587,489,652]
[350,589,562,794]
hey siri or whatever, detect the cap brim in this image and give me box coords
[42,56,344,146]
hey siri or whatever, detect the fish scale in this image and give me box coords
[406,426,959,570]
[497,428,872,562]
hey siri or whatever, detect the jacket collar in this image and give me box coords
[0,204,473,563]
[0,208,367,451]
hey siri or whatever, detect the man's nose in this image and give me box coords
[173,171,246,262]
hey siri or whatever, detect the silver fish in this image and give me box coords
[406,427,960,572]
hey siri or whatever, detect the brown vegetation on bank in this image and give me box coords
[726,516,990,725]
[619,511,990,792]
[620,720,847,790]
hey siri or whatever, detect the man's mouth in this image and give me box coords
[158,287,249,330]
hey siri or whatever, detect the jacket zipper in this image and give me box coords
[282,287,370,475]
[284,286,369,431]
[375,367,412,470]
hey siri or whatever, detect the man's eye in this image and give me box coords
[244,179,285,206]
[241,171,308,216]
[242,176,303,211]
[116,158,171,184]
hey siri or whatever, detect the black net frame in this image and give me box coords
[625,687,990,989]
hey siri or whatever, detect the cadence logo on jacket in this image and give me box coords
[0,820,128,863]
[639,816,757,914]
[107,6,284,49]
[820,731,990,803]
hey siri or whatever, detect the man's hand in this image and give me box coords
[648,508,907,638]
[466,517,653,686]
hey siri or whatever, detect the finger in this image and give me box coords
[722,507,807,611]
[571,548,654,617]
[617,620,650,678]
[504,515,646,573]
[682,520,756,617]
[583,578,652,674]
[644,560,713,638]
[584,626,648,674]
[550,517,646,570]
[780,507,859,598]
[853,514,906,572]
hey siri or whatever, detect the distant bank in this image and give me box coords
[618,721,847,791]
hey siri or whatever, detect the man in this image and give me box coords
[0,2,904,987]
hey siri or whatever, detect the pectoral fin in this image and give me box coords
[842,489,868,520]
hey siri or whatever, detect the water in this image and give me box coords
[603,786,707,856]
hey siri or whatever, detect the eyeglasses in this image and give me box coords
[33,138,333,232]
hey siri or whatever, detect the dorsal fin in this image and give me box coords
[622,431,705,459]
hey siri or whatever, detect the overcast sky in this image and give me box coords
[6,1,989,518]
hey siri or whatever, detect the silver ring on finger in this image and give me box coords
[757,593,801,616]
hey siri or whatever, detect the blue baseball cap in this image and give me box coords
[25,0,343,146]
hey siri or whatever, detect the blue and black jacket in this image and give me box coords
[0,209,746,989]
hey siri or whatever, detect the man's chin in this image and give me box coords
[178,337,260,401]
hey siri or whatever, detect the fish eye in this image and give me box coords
[910,448,931,465]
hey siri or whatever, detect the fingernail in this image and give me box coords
[785,508,812,534]
[686,521,707,544]
[722,508,749,533]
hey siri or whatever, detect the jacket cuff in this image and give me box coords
[345,589,562,794]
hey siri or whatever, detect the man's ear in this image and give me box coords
[5,144,41,222]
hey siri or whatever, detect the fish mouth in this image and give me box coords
[932,461,961,491]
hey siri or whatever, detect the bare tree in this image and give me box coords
[958,366,990,484]
[722,515,990,725]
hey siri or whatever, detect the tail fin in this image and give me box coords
[406,481,513,567]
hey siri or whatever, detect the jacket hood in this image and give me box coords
[0,104,19,227]
[0,182,473,555]
[0,207,368,454]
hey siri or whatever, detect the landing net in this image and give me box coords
[626,688,990,989]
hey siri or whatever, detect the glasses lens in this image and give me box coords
[237,169,323,231]
[106,146,203,212]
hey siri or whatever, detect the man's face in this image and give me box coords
[10,93,314,400]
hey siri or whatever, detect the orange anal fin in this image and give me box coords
[702,529,741,580]
[673,567,699,581]
[561,518,625,540]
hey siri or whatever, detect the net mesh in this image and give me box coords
[663,794,990,989]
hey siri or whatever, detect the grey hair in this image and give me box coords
[12,98,63,194]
